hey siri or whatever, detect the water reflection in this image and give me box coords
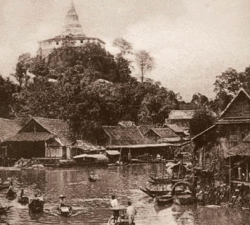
[0,165,248,224]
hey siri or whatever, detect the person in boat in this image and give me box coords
[20,189,24,198]
[7,181,15,196]
[110,195,119,223]
[59,195,66,207]
[126,201,137,225]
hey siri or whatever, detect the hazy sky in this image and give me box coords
[0,0,250,101]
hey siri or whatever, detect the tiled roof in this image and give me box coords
[7,132,55,142]
[168,110,195,120]
[103,126,154,146]
[150,128,179,138]
[0,118,22,142]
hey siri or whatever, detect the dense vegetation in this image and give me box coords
[1,37,250,141]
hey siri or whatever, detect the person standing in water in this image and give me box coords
[110,195,119,223]
[126,201,137,225]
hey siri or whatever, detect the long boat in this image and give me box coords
[139,187,169,198]
[148,179,170,185]
[149,176,170,183]
[155,195,173,207]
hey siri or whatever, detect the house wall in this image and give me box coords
[45,146,62,158]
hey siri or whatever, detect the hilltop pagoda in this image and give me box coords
[38,0,105,57]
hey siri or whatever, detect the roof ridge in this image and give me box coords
[219,88,250,118]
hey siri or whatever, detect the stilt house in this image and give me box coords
[192,88,250,170]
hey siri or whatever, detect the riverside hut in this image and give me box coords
[192,88,250,171]
[4,117,72,160]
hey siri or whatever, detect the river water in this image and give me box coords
[0,164,249,225]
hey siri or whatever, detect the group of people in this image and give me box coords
[110,195,137,225]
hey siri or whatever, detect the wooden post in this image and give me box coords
[246,161,249,182]
[229,156,231,198]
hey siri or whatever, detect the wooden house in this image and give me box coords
[5,117,72,160]
[192,88,250,170]
[225,133,250,184]
[100,124,181,160]
[166,110,195,128]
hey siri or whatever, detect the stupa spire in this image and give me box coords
[61,0,85,36]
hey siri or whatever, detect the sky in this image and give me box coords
[0,0,250,101]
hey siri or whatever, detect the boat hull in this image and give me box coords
[29,199,44,213]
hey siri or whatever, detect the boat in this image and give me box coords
[73,154,109,166]
[173,194,194,205]
[149,176,170,183]
[155,194,173,207]
[18,189,29,204]
[6,189,16,200]
[140,187,169,198]
[29,198,44,213]
[171,181,194,205]
[148,179,170,185]
[0,206,12,214]
[57,205,73,217]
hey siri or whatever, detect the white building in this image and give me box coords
[38,0,105,57]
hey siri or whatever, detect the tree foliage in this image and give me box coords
[0,76,19,118]
[135,50,155,83]
[113,38,133,56]
[12,42,180,142]
[190,109,215,136]
[213,66,250,112]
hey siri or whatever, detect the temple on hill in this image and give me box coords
[38,0,105,57]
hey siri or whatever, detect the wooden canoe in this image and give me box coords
[57,205,73,217]
[155,195,173,207]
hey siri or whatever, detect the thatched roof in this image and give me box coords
[149,128,179,138]
[225,133,250,157]
[7,132,55,142]
[220,88,250,119]
[243,134,250,142]
[138,125,154,135]
[158,137,182,143]
[168,110,195,120]
[225,142,250,157]
[32,117,72,145]
[103,126,154,146]
[0,118,22,142]
[15,117,72,146]
[165,123,187,134]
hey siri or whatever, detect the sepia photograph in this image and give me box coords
[0,0,250,224]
